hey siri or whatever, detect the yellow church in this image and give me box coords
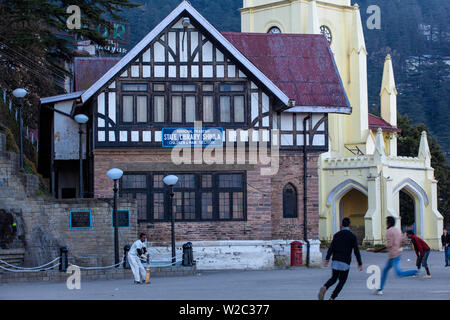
[240,0,443,249]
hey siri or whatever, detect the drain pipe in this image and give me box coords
[303,113,312,267]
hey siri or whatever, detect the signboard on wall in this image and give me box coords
[112,210,130,228]
[162,127,223,147]
[70,210,92,229]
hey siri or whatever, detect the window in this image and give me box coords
[136,96,147,123]
[122,96,134,123]
[203,96,214,122]
[117,82,247,125]
[234,96,245,122]
[220,96,231,122]
[122,83,148,91]
[171,94,197,123]
[219,83,246,124]
[172,96,182,123]
[153,83,165,92]
[220,84,244,92]
[122,95,148,123]
[172,84,196,92]
[120,172,246,222]
[154,96,165,122]
[185,96,196,123]
[283,184,297,218]
[268,26,281,34]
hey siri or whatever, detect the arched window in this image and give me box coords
[283,183,297,218]
[268,26,281,34]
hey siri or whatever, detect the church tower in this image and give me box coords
[241,0,369,156]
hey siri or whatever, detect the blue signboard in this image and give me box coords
[162,127,223,147]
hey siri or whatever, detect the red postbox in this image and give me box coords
[290,241,303,266]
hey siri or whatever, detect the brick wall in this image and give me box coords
[270,152,320,240]
[93,148,320,242]
[93,149,273,242]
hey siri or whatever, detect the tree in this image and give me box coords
[397,114,450,226]
[0,0,140,128]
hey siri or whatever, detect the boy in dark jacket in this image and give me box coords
[442,227,450,267]
[318,218,363,300]
[406,231,431,278]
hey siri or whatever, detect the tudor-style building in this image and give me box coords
[39,1,350,251]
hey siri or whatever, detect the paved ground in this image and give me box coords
[0,250,448,300]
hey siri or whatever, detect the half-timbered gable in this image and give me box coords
[85,2,347,151]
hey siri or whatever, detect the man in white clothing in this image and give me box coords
[128,233,149,284]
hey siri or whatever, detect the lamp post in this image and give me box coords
[74,114,89,198]
[163,175,178,264]
[107,168,123,265]
[12,88,27,170]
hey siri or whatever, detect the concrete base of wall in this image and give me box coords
[148,239,323,270]
[0,265,196,284]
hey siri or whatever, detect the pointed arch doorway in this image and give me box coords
[339,188,368,244]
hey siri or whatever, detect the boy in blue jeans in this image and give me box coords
[374,217,418,295]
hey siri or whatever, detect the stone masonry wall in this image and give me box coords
[0,132,138,267]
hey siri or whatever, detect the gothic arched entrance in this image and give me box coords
[339,188,368,244]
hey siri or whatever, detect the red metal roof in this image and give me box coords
[222,32,350,111]
[368,114,401,132]
[74,57,121,91]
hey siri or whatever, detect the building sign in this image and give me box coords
[70,210,92,229]
[162,127,223,147]
[112,210,130,228]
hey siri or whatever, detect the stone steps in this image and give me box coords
[0,248,25,268]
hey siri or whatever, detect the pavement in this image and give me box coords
[0,250,449,300]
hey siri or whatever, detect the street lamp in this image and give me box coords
[12,88,27,170]
[107,168,124,265]
[163,175,178,264]
[74,114,89,198]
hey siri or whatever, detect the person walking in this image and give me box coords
[374,216,418,295]
[441,227,450,267]
[128,233,149,284]
[318,217,363,300]
[406,231,431,278]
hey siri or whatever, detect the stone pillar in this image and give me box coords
[365,173,382,245]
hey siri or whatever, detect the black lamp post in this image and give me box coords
[12,88,27,170]
[107,168,124,265]
[163,175,178,264]
[74,114,89,198]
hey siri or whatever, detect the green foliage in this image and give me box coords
[0,0,140,129]
[0,99,49,195]
[397,114,450,225]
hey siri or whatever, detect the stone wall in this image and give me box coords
[0,132,138,267]
[1,197,138,267]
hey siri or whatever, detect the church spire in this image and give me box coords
[306,0,320,34]
[351,4,367,54]
[380,54,398,127]
[418,131,431,167]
